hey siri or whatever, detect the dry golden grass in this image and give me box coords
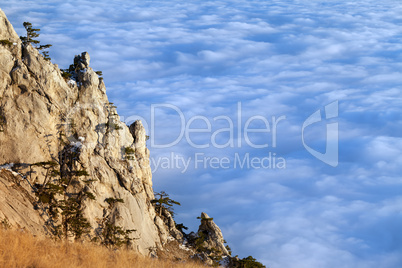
[0,228,204,268]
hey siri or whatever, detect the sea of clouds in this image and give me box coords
[2,1,402,267]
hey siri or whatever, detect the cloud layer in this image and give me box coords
[2,1,402,267]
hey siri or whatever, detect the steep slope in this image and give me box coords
[0,8,174,255]
[0,169,47,235]
[0,9,255,266]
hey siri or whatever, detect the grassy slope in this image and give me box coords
[0,228,203,268]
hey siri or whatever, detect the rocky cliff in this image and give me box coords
[0,7,174,255]
[0,8,243,265]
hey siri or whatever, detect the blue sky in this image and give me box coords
[2,1,402,267]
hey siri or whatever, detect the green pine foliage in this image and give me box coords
[0,218,11,229]
[194,231,207,252]
[105,102,123,136]
[124,147,135,160]
[92,197,136,249]
[41,50,51,61]
[113,123,123,130]
[105,197,124,206]
[20,22,52,61]
[61,69,72,80]
[224,240,232,256]
[124,147,135,155]
[175,223,188,234]
[197,215,214,221]
[97,219,136,249]
[0,39,13,47]
[58,195,91,239]
[95,71,103,81]
[20,22,40,46]
[31,130,96,240]
[233,256,266,268]
[151,191,181,217]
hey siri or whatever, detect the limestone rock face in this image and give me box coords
[129,120,149,158]
[0,169,48,235]
[0,8,174,256]
[0,9,20,41]
[198,212,229,256]
[79,52,90,67]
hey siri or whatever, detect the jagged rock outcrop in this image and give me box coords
[0,8,174,255]
[198,212,229,256]
[186,212,231,266]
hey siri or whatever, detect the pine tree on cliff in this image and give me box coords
[151,191,181,216]
[20,22,52,60]
[20,22,40,46]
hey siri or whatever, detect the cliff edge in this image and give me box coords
[0,8,174,255]
[0,8,255,266]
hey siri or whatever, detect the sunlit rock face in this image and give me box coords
[0,8,167,255]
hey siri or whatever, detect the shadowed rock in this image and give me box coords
[198,212,229,256]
